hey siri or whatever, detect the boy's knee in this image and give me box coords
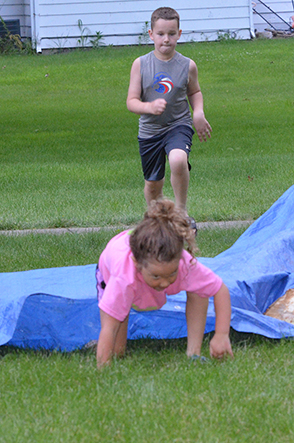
[169,150,189,173]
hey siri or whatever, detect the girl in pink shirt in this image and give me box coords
[96,199,233,368]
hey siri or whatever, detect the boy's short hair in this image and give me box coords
[151,7,180,30]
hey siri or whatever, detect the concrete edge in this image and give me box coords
[0,220,254,236]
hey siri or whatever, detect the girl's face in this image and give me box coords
[148,19,182,60]
[139,258,180,291]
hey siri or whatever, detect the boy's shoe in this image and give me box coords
[187,216,198,237]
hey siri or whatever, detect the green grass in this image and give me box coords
[1,335,294,442]
[1,39,294,442]
[1,226,293,442]
[0,226,247,272]
[1,39,293,229]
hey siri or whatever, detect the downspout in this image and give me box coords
[249,0,256,38]
[30,0,41,52]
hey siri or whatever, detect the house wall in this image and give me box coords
[0,0,31,37]
[1,0,293,52]
[23,1,31,37]
[29,0,256,52]
[253,0,294,32]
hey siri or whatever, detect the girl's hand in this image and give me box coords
[209,332,234,359]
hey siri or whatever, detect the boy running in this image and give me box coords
[126,7,212,232]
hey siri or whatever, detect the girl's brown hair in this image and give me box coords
[129,199,198,267]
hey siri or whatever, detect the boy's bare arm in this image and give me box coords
[126,57,167,115]
[187,60,212,142]
[210,283,234,359]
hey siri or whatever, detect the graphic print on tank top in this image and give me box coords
[152,72,174,94]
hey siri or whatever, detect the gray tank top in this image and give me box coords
[138,51,193,139]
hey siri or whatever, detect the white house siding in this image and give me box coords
[0,0,23,21]
[1,0,293,52]
[0,0,31,37]
[30,0,255,52]
[252,1,294,32]
[23,1,31,37]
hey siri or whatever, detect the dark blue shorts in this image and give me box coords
[138,125,194,181]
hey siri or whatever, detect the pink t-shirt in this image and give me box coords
[97,230,222,322]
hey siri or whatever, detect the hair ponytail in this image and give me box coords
[130,199,198,267]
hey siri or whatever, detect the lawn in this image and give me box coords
[1,38,293,229]
[1,335,294,442]
[1,38,294,442]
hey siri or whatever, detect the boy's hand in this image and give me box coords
[193,112,212,142]
[149,99,167,115]
[209,332,234,359]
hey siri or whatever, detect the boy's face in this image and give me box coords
[149,19,182,60]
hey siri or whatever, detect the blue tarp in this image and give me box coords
[1,185,294,351]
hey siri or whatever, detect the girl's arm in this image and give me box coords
[185,292,209,356]
[126,57,167,116]
[187,59,212,142]
[210,283,234,358]
[96,310,129,368]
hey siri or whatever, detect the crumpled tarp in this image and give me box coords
[1,185,294,351]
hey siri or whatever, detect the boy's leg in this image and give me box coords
[144,178,165,206]
[168,149,189,213]
[139,133,166,206]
